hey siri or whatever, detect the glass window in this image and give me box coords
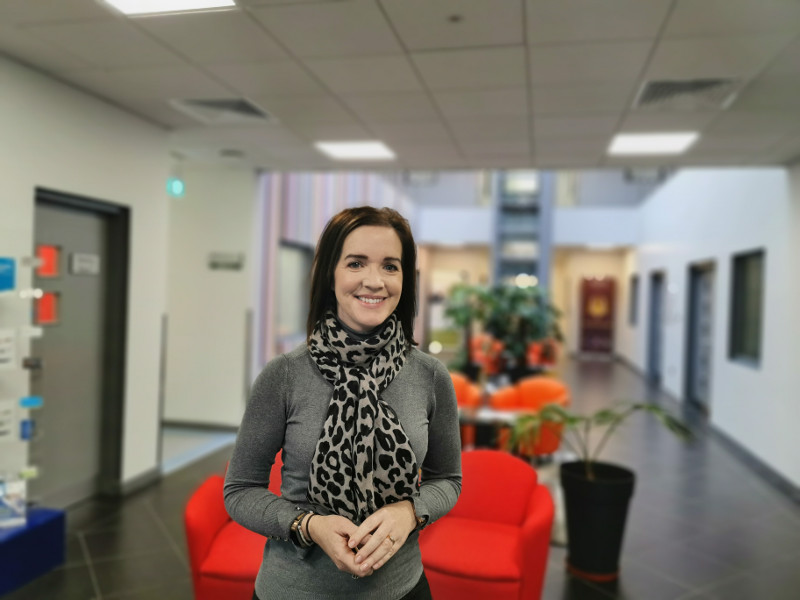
[729,250,764,362]
[277,243,313,344]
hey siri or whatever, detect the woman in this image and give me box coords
[224,206,462,600]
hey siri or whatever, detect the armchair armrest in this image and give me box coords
[185,475,230,576]
[519,484,555,600]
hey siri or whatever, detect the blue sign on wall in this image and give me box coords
[20,419,35,441]
[19,397,44,410]
[0,258,15,293]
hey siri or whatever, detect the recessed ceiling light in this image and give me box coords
[101,1,236,16]
[608,132,699,155]
[314,141,396,161]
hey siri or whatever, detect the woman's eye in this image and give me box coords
[384,264,399,272]
[347,261,362,269]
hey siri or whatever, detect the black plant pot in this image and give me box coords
[559,461,635,582]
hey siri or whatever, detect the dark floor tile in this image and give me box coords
[598,558,693,600]
[632,540,738,589]
[62,533,88,568]
[103,576,194,599]
[542,563,616,600]
[1,564,97,600]
[91,549,188,597]
[699,552,800,600]
[83,514,175,561]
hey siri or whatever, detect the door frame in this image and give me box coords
[684,260,716,413]
[35,187,130,497]
[646,270,666,383]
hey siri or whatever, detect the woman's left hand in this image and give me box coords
[347,500,417,575]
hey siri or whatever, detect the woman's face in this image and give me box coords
[333,225,403,333]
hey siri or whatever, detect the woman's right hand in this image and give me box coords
[306,514,375,578]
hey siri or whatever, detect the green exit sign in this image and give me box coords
[167,177,185,198]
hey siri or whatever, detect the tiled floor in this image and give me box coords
[4,358,800,599]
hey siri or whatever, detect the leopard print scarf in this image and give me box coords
[307,311,419,524]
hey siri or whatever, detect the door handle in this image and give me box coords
[22,357,43,371]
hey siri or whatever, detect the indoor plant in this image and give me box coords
[510,402,692,582]
[445,283,563,381]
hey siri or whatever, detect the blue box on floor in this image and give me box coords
[0,508,65,595]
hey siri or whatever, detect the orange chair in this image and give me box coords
[491,377,570,457]
[185,455,283,600]
[450,371,483,447]
[419,450,554,600]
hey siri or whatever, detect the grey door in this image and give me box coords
[687,264,715,411]
[647,272,665,384]
[29,201,112,508]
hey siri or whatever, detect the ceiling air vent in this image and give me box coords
[635,79,740,111]
[169,98,272,125]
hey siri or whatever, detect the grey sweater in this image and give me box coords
[224,344,462,600]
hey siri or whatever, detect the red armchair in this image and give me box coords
[184,456,282,600]
[419,450,554,599]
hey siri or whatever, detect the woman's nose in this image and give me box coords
[363,266,384,288]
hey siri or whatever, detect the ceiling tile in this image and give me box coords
[728,79,800,111]
[381,0,522,50]
[253,95,355,124]
[665,0,800,37]
[449,116,530,143]
[65,65,230,101]
[758,37,800,80]
[531,82,636,115]
[24,20,182,68]
[527,0,672,44]
[645,34,796,81]
[0,25,92,72]
[137,11,287,64]
[207,61,325,96]
[0,0,111,25]
[340,92,439,122]
[530,41,651,85]
[533,136,609,158]
[706,109,800,135]
[285,121,372,141]
[460,140,531,157]
[113,98,198,129]
[369,120,452,144]
[433,87,528,118]
[534,114,619,138]
[250,0,401,58]
[304,55,422,94]
[619,112,719,132]
[412,46,526,91]
[690,132,787,153]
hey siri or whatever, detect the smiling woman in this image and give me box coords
[224,206,462,600]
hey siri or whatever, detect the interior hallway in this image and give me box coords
[5,357,800,600]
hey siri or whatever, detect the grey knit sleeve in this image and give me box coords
[223,355,299,541]
[413,358,462,525]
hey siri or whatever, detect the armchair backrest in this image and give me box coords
[448,450,539,527]
[449,372,482,408]
[516,376,569,410]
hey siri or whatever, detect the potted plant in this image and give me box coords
[510,402,692,582]
[482,284,563,382]
[443,283,492,380]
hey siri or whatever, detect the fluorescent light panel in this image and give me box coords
[102,1,236,15]
[608,132,699,155]
[315,141,396,161]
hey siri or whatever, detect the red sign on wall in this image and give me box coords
[580,278,615,353]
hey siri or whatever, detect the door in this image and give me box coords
[29,192,128,508]
[686,264,715,412]
[579,277,615,353]
[647,272,665,383]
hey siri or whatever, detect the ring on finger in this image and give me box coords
[387,534,396,544]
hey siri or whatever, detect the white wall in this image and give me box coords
[551,248,627,355]
[417,206,494,245]
[553,207,641,247]
[164,166,258,427]
[0,56,170,483]
[616,167,800,487]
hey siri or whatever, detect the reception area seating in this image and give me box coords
[184,456,282,600]
[419,450,554,600]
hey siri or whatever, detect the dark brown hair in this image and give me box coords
[307,206,417,349]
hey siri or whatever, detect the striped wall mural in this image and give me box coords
[254,171,418,366]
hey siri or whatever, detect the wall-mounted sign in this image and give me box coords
[0,257,15,292]
[208,252,245,271]
[19,396,43,410]
[37,245,61,278]
[0,400,14,442]
[35,292,59,325]
[70,253,100,275]
[20,419,35,441]
[0,329,16,370]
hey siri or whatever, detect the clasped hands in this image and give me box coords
[305,500,417,578]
